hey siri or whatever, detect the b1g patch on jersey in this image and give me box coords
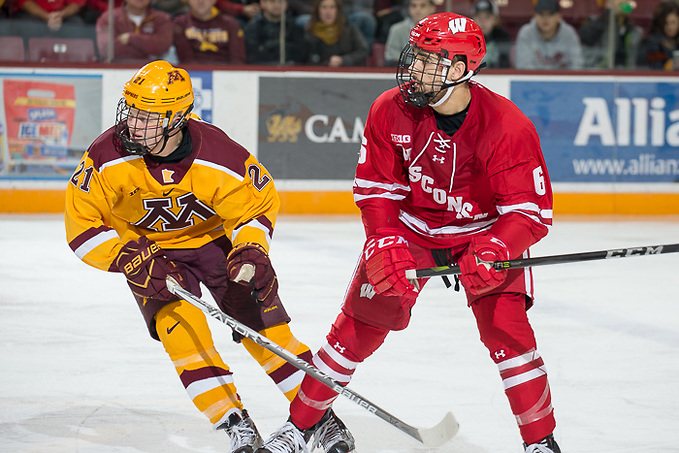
[391,134,411,144]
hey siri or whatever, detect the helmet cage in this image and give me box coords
[114,98,192,155]
[397,44,456,108]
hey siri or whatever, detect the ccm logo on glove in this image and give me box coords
[363,232,418,300]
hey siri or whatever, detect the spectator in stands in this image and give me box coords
[12,0,91,39]
[514,0,583,70]
[471,0,510,68]
[305,0,367,66]
[373,0,402,45]
[244,0,309,64]
[579,0,644,69]
[643,0,679,70]
[295,0,378,48]
[82,0,123,24]
[1,0,9,19]
[384,0,435,66]
[152,0,189,17]
[216,0,260,27]
[96,0,173,62]
[173,0,246,64]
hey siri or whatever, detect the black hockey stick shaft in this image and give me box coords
[165,277,458,447]
[405,243,679,279]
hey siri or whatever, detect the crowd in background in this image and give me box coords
[1,0,679,70]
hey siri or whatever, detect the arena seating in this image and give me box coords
[27,37,96,63]
[0,36,26,62]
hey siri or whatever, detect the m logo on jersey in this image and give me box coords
[134,193,216,231]
[449,18,467,34]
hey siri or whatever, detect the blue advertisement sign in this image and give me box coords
[188,71,213,124]
[511,80,679,183]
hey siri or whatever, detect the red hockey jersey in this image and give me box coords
[353,82,553,257]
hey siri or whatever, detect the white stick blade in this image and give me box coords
[417,412,459,447]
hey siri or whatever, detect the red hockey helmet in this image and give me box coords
[409,12,486,73]
[397,13,487,107]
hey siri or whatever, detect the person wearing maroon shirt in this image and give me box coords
[256,12,561,453]
[95,0,172,62]
[173,0,246,64]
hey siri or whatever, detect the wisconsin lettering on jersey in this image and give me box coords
[134,193,217,231]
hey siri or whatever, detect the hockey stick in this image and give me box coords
[405,242,679,279]
[165,276,458,447]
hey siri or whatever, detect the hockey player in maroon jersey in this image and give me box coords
[65,60,315,453]
[257,12,560,453]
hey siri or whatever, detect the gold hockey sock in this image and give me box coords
[156,300,242,427]
[240,323,312,402]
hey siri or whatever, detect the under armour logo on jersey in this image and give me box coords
[494,349,506,360]
[333,342,346,354]
[449,17,467,34]
[432,155,445,164]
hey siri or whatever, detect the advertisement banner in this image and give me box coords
[511,79,679,183]
[0,73,102,177]
[258,76,395,180]
[188,70,213,124]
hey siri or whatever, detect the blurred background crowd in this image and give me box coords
[0,0,677,71]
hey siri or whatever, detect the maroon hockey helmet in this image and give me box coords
[397,13,487,107]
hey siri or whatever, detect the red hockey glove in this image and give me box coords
[226,242,278,307]
[363,231,418,300]
[458,235,510,296]
[115,237,187,302]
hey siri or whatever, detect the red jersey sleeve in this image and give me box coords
[483,102,553,258]
[353,89,411,237]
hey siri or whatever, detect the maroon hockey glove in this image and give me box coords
[363,230,418,300]
[459,235,510,296]
[115,237,187,302]
[226,242,278,307]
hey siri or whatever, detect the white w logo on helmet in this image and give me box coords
[448,17,467,34]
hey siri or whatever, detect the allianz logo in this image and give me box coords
[575,97,679,147]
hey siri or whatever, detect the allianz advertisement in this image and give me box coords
[258,76,679,183]
[512,79,679,183]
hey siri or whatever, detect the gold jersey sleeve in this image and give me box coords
[65,121,279,272]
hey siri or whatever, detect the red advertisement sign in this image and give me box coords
[3,80,76,161]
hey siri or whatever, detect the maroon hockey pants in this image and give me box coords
[289,293,555,445]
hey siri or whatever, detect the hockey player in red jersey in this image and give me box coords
[257,12,560,453]
[65,61,314,453]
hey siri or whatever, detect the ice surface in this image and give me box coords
[1,215,678,452]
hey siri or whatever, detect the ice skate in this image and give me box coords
[220,410,263,453]
[310,409,355,453]
[256,421,310,453]
[524,434,561,453]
